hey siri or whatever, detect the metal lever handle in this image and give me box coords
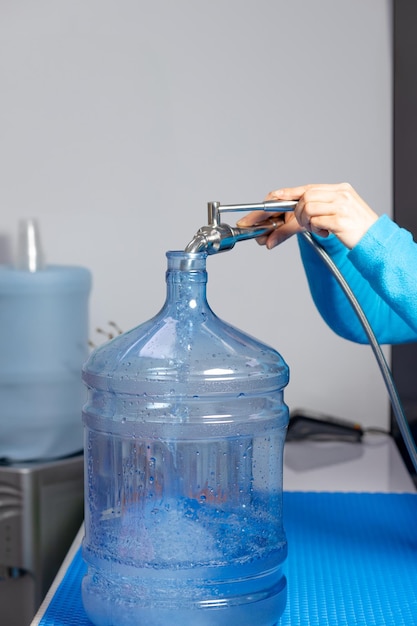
[208,200,297,226]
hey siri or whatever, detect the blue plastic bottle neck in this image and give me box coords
[164,251,209,314]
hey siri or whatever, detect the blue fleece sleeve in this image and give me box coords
[297,215,417,345]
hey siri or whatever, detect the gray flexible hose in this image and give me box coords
[301,231,417,474]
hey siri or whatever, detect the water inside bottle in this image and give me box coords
[82,418,287,626]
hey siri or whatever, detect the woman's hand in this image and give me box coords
[237,183,379,250]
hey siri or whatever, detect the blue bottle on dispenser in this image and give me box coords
[0,219,91,462]
[82,251,289,626]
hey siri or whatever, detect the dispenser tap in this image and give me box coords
[185,200,297,254]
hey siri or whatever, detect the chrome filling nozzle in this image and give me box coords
[185,200,297,254]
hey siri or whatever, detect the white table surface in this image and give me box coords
[283,432,416,493]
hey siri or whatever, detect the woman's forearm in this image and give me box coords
[297,215,417,345]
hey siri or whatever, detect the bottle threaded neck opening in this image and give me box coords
[166,251,207,273]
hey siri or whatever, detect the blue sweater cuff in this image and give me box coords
[348,214,399,266]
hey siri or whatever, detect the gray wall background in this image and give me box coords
[0,1,392,428]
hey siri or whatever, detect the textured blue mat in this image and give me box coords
[37,492,417,625]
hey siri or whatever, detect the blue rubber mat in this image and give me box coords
[37,492,417,625]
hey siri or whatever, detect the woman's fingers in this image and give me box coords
[237,182,379,250]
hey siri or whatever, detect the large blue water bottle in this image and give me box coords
[0,218,91,461]
[82,251,289,626]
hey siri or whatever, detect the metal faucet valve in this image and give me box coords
[185,200,297,254]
